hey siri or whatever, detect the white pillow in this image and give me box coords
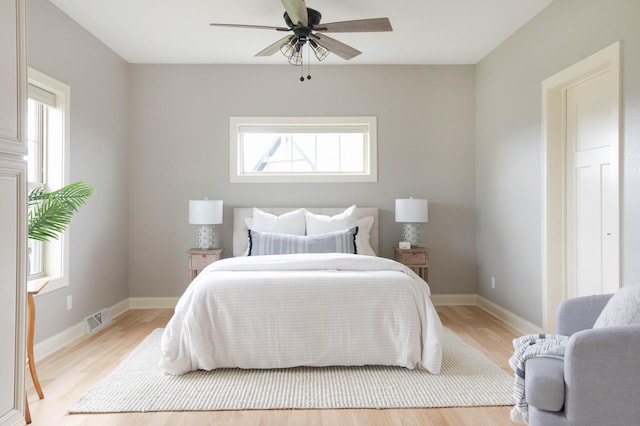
[305,205,357,235]
[250,208,306,235]
[593,285,640,328]
[355,216,375,256]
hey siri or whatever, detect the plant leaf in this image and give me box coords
[28,181,95,242]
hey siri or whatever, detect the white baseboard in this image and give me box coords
[129,297,179,309]
[34,297,179,361]
[34,298,130,361]
[33,321,86,362]
[110,298,130,318]
[431,294,478,306]
[476,295,543,335]
[432,294,542,335]
[35,295,539,361]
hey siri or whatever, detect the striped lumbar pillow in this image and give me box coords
[248,227,359,256]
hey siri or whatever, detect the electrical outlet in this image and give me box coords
[67,295,72,310]
[490,277,496,289]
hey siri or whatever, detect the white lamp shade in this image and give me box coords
[395,198,429,223]
[189,199,223,225]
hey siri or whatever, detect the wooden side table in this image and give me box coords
[25,278,48,424]
[394,247,429,282]
[188,248,223,282]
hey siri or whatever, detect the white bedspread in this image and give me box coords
[160,253,442,375]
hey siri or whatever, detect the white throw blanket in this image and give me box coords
[509,334,568,424]
[161,253,443,375]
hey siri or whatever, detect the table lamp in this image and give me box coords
[189,199,223,250]
[395,198,429,247]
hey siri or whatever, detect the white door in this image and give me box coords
[566,71,619,298]
[542,41,620,331]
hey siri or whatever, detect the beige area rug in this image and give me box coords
[70,328,514,413]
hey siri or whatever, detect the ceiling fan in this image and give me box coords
[210,0,392,79]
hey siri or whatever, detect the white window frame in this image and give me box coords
[230,116,377,183]
[27,98,47,278]
[27,67,71,294]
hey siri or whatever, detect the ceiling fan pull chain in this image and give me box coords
[306,43,312,80]
[299,55,304,82]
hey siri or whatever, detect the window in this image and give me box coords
[26,97,46,277]
[26,67,70,293]
[230,116,377,183]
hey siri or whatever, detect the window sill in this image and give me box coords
[28,275,67,296]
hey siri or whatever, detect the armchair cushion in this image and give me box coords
[525,357,565,412]
[593,285,640,328]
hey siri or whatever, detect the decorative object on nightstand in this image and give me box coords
[394,247,429,281]
[189,199,223,250]
[188,248,223,282]
[395,198,428,247]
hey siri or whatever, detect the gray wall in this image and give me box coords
[36,0,614,340]
[128,65,477,297]
[27,0,130,341]
[475,0,640,325]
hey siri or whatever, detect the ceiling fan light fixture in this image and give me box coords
[286,37,305,65]
[280,36,296,57]
[288,49,303,66]
[309,39,329,61]
[211,3,392,73]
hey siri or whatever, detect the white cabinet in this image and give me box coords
[0,0,26,154]
[0,0,27,424]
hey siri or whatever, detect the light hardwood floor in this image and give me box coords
[26,306,519,425]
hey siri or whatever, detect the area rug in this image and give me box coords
[70,328,513,413]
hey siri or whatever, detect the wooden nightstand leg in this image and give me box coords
[420,267,428,282]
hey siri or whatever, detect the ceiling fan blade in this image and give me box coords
[210,23,289,31]
[315,18,392,33]
[280,0,308,27]
[313,34,361,60]
[255,35,293,57]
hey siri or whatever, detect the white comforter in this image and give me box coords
[160,253,442,375]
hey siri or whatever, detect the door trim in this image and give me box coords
[541,41,621,331]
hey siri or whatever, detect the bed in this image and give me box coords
[160,207,443,375]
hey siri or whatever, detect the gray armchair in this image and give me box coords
[525,294,640,426]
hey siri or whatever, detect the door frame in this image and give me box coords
[541,41,621,331]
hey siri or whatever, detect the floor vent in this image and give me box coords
[85,308,112,333]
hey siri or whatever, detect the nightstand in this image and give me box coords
[394,247,429,281]
[188,248,223,282]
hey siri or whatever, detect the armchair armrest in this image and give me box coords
[525,357,565,412]
[563,324,640,426]
[555,294,612,336]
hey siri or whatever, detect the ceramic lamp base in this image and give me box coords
[196,224,215,250]
[402,223,421,247]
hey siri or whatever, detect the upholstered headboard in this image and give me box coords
[233,207,379,257]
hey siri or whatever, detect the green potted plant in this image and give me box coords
[28,181,94,272]
[29,180,95,241]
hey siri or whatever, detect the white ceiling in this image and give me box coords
[49,0,554,65]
